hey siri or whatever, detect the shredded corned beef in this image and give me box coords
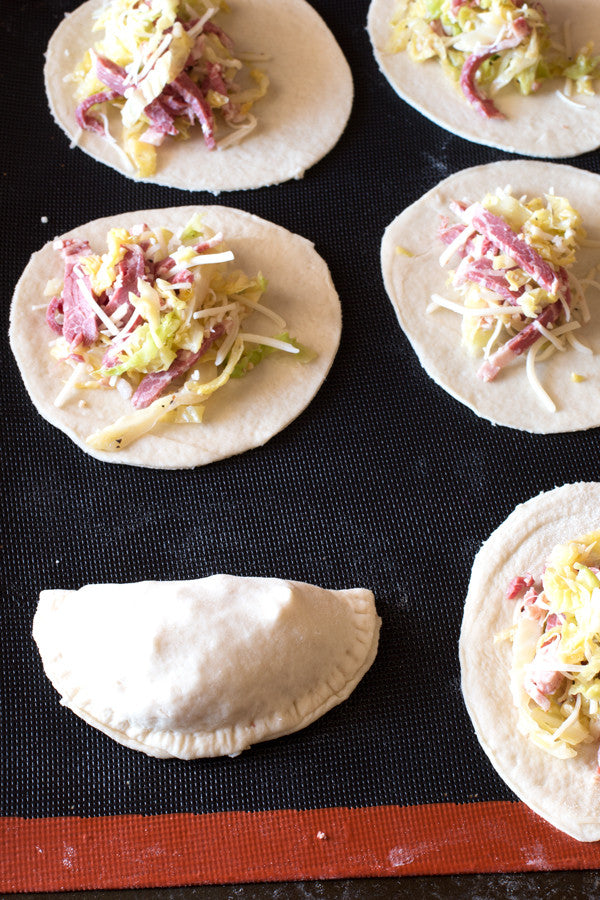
[465,203,561,295]
[194,232,224,253]
[169,270,194,286]
[94,55,128,94]
[459,17,531,118]
[75,90,119,133]
[450,0,477,13]
[202,61,229,97]
[154,256,177,279]
[171,72,216,149]
[131,322,226,409]
[158,85,190,117]
[58,240,99,348]
[477,267,570,381]
[142,99,178,144]
[522,587,542,611]
[46,296,64,335]
[524,666,565,711]
[546,612,565,630]
[453,256,525,305]
[78,18,241,153]
[438,218,496,260]
[104,244,147,322]
[506,573,535,600]
[202,21,235,52]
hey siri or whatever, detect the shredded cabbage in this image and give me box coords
[388,0,599,114]
[507,531,600,760]
[231,332,316,378]
[73,0,269,176]
[46,217,311,449]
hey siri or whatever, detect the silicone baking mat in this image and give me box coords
[2,0,600,892]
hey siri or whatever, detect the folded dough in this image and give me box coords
[33,575,380,758]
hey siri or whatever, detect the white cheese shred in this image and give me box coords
[555,90,586,110]
[526,340,556,413]
[438,226,476,267]
[427,293,525,318]
[54,362,88,409]
[237,333,300,353]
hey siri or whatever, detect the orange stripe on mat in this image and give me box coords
[2,801,599,892]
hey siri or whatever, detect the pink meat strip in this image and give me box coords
[438,218,495,259]
[75,90,119,133]
[46,296,64,335]
[75,57,127,133]
[95,55,128,94]
[95,55,180,144]
[478,268,570,381]
[450,0,477,13]
[131,322,226,409]
[546,612,565,630]
[453,256,525,305]
[77,56,178,145]
[154,256,177,279]
[194,232,224,253]
[202,61,228,97]
[524,668,565,711]
[506,573,535,600]
[104,244,147,321]
[58,240,98,348]
[460,17,531,118]
[169,270,195,286]
[142,99,178,144]
[171,72,216,149]
[202,21,235,52]
[514,0,548,18]
[465,203,561,295]
[158,85,189,117]
[100,246,149,369]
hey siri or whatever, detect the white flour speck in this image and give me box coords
[388,846,414,867]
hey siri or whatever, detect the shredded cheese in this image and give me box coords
[438,226,476,267]
[526,340,556,413]
[237,333,301,353]
[54,361,88,408]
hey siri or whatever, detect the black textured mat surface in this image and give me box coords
[2,0,600,823]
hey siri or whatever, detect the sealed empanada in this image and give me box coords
[33,575,380,758]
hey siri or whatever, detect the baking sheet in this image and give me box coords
[2,0,600,891]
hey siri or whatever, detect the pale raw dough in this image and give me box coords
[380,160,600,433]
[33,575,381,759]
[461,483,600,841]
[45,0,353,192]
[367,0,600,158]
[9,205,341,467]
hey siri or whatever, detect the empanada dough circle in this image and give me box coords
[381,161,600,433]
[461,482,600,841]
[367,0,600,158]
[45,0,353,191]
[10,205,341,468]
[33,575,381,759]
